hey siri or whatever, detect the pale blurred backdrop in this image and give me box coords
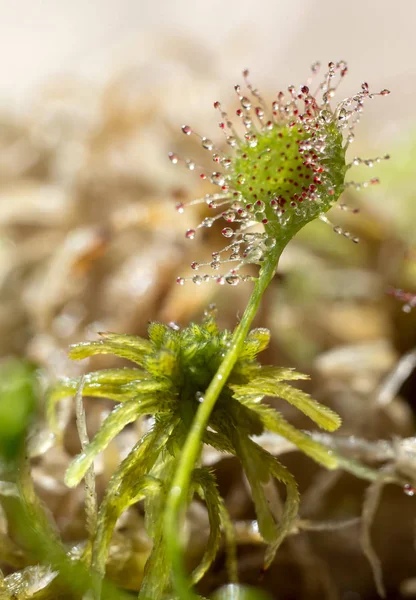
[1,0,415,134]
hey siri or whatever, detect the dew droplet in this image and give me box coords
[191,262,199,270]
[181,125,192,135]
[176,277,185,285]
[311,61,321,73]
[192,275,202,285]
[264,237,276,248]
[216,276,226,285]
[319,109,332,123]
[169,152,179,164]
[202,217,214,228]
[404,484,415,497]
[185,229,196,240]
[176,202,185,213]
[226,275,240,286]
[338,108,348,121]
[221,227,234,238]
[240,96,251,109]
[202,137,214,150]
[212,172,225,186]
[222,210,236,223]
[245,247,263,261]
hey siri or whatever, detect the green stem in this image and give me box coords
[164,243,283,600]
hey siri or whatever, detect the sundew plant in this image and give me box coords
[46,61,391,600]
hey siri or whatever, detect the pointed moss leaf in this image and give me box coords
[92,424,170,576]
[145,349,179,381]
[251,366,310,382]
[254,404,338,469]
[219,503,238,585]
[231,379,340,431]
[236,437,299,564]
[188,323,205,340]
[69,339,148,366]
[46,374,166,433]
[202,311,219,335]
[203,430,235,455]
[139,451,178,600]
[46,372,142,428]
[214,397,263,439]
[274,382,341,431]
[234,434,276,543]
[82,367,144,384]
[269,382,341,431]
[239,328,271,360]
[192,468,222,583]
[148,322,170,347]
[134,475,164,539]
[259,447,299,567]
[138,529,170,600]
[99,331,151,353]
[65,397,156,487]
[144,457,175,539]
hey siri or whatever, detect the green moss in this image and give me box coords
[48,308,340,599]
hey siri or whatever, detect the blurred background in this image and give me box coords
[1,1,416,598]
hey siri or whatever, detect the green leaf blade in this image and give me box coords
[65,397,156,487]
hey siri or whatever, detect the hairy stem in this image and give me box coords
[164,243,283,600]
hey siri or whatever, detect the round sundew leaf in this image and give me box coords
[171,63,390,285]
[231,121,346,240]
